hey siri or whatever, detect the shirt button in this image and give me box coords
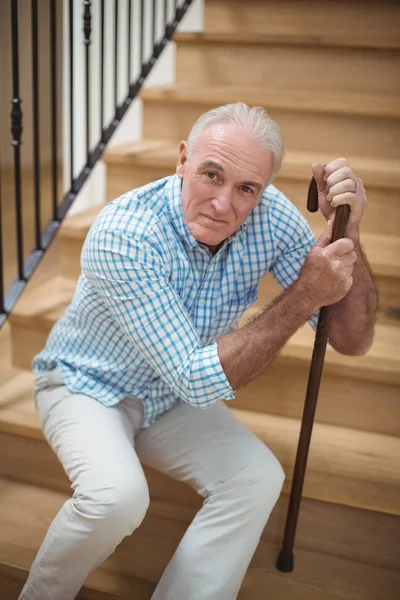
[199,299,205,306]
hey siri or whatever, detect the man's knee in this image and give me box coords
[250,447,285,508]
[227,442,285,512]
[72,475,150,535]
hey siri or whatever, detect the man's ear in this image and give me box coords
[176,141,187,178]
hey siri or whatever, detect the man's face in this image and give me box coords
[176,123,274,253]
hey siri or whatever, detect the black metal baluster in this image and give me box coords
[83,0,92,163]
[31,0,41,250]
[100,0,105,138]
[10,0,24,280]
[50,0,58,221]
[114,0,119,111]
[127,0,132,86]
[69,0,74,189]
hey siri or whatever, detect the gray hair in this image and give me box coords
[186,102,284,182]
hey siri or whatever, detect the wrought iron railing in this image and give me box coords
[0,0,193,328]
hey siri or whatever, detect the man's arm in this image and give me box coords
[310,159,378,356]
[218,220,354,391]
[218,283,314,391]
[329,228,378,356]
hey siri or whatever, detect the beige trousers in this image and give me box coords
[19,367,284,600]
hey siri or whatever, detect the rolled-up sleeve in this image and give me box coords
[81,228,234,407]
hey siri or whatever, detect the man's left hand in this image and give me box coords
[312,158,367,236]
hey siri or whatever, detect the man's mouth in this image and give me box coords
[201,214,225,224]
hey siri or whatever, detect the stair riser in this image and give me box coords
[60,240,83,280]
[10,324,50,373]
[106,165,172,203]
[142,101,400,159]
[232,361,400,438]
[0,429,399,585]
[176,43,400,93]
[104,163,400,238]
[204,0,400,45]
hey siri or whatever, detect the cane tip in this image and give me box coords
[276,551,294,573]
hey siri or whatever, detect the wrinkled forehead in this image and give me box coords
[191,123,273,183]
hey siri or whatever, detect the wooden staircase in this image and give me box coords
[1,0,400,598]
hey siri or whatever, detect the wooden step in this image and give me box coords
[243,303,400,387]
[0,477,399,600]
[204,0,400,50]
[103,140,400,236]
[174,32,400,92]
[140,85,400,159]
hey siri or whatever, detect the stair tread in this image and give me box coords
[60,206,103,238]
[1,395,399,515]
[9,276,77,325]
[174,30,400,50]
[104,139,400,190]
[139,84,400,119]
[0,478,154,598]
[9,273,400,384]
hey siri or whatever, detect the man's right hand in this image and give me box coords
[297,217,357,310]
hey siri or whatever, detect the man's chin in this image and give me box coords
[189,224,226,247]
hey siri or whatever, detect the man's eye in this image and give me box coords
[241,185,252,194]
[206,171,217,179]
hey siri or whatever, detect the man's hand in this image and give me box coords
[297,218,357,310]
[312,158,367,237]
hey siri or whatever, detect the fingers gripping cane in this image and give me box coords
[276,177,350,573]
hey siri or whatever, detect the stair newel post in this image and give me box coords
[277,177,350,573]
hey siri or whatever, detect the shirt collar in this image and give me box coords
[165,174,248,252]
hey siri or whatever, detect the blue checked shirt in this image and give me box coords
[33,174,317,428]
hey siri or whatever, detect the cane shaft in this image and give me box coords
[277,187,350,572]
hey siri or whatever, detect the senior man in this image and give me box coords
[21,102,377,600]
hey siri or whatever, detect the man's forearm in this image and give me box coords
[329,231,378,355]
[218,283,316,391]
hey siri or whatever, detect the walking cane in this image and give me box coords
[276,176,350,573]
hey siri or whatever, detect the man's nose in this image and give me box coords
[211,189,232,213]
